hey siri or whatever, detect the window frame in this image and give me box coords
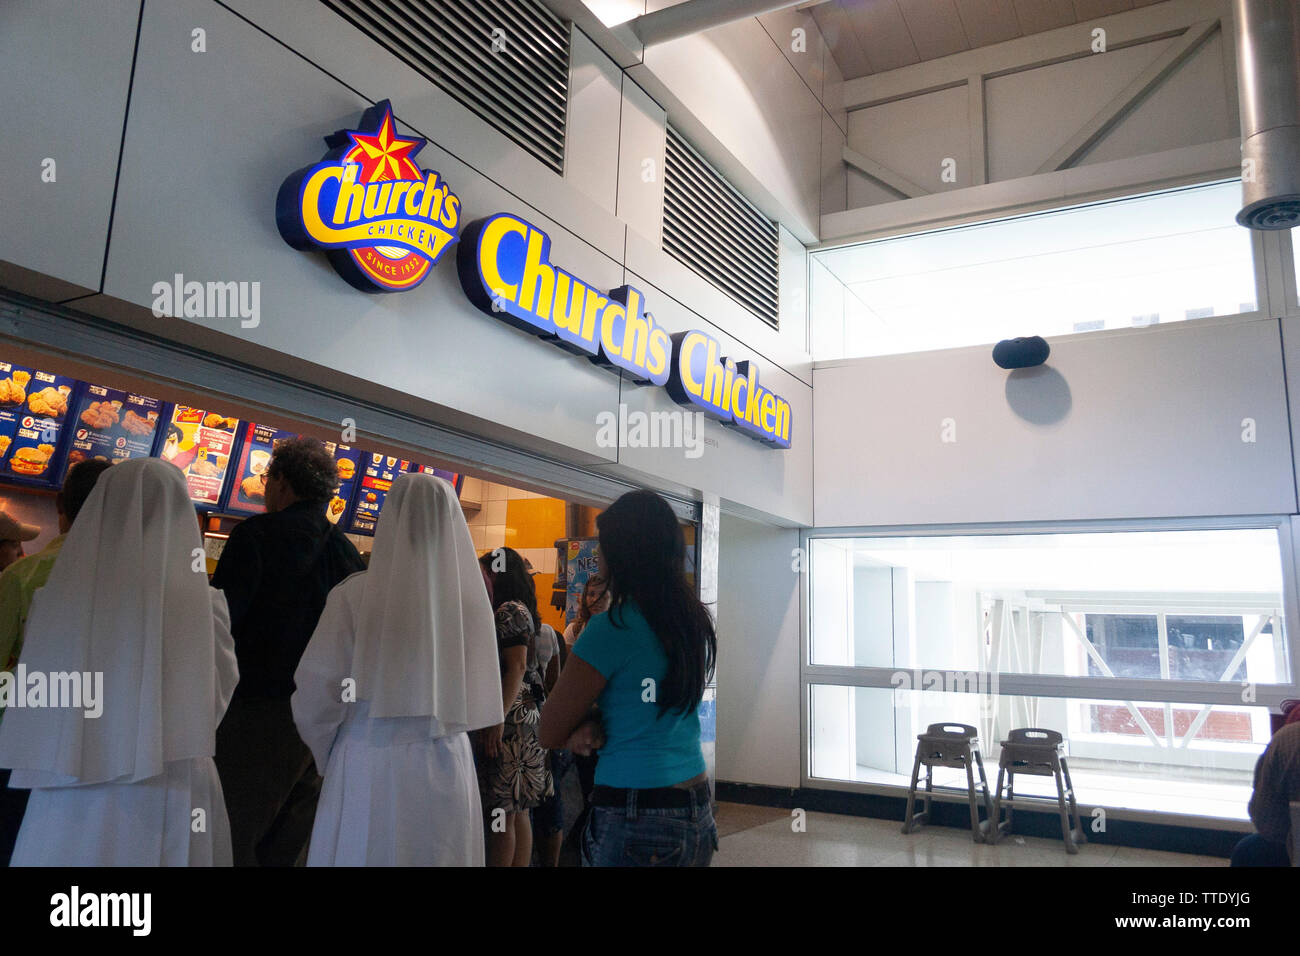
[798,514,1300,823]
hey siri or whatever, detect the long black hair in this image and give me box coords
[597,490,715,717]
[479,547,539,633]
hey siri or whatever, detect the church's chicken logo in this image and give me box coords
[276,100,462,293]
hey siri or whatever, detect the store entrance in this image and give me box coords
[0,330,711,866]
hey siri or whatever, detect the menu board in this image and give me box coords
[64,384,163,479]
[0,361,78,488]
[348,453,411,535]
[157,405,241,507]
[224,422,296,515]
[407,462,462,494]
[324,442,362,526]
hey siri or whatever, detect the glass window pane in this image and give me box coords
[808,684,1267,820]
[1166,614,1249,682]
[1086,614,1160,679]
[810,181,1256,360]
[808,528,1289,683]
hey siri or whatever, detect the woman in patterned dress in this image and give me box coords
[475,547,552,867]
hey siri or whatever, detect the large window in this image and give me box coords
[810,181,1257,360]
[806,526,1293,821]
[810,685,1268,819]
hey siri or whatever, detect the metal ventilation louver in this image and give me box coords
[320,0,570,175]
[664,127,780,329]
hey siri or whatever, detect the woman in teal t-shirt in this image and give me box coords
[540,490,718,867]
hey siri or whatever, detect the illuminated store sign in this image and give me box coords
[666,331,790,448]
[277,100,461,293]
[456,212,791,448]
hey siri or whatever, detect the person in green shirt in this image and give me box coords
[0,511,39,576]
[0,461,112,676]
[0,458,111,866]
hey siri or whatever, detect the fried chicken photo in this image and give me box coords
[120,409,155,436]
[0,378,26,405]
[80,401,120,430]
[240,473,266,501]
[28,387,68,418]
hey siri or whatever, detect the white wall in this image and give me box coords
[717,512,801,788]
[814,317,1298,527]
[565,28,624,215]
[0,0,140,299]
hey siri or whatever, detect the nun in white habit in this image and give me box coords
[0,457,238,865]
[293,472,502,866]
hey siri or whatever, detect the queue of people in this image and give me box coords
[0,437,717,867]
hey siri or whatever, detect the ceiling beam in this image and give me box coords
[842,146,931,199]
[839,0,1227,110]
[821,138,1240,247]
[628,0,812,47]
[1035,19,1221,174]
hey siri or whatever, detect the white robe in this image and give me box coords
[293,573,485,866]
[9,586,238,866]
[0,457,240,867]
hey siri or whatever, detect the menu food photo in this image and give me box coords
[223,422,296,515]
[324,442,362,525]
[65,384,163,479]
[0,360,77,487]
[158,405,240,507]
[348,453,411,535]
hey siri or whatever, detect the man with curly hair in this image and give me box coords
[212,436,365,866]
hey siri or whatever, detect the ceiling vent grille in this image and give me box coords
[664,127,780,329]
[320,0,570,174]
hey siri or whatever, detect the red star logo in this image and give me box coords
[343,108,423,184]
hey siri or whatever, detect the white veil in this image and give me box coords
[351,472,502,725]
[0,456,234,787]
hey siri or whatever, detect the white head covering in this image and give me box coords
[0,456,229,786]
[351,472,502,724]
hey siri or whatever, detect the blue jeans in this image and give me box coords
[581,783,717,867]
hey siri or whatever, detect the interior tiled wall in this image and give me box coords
[462,476,566,632]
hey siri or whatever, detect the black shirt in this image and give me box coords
[212,500,365,700]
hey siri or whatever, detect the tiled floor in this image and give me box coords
[712,802,1226,866]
